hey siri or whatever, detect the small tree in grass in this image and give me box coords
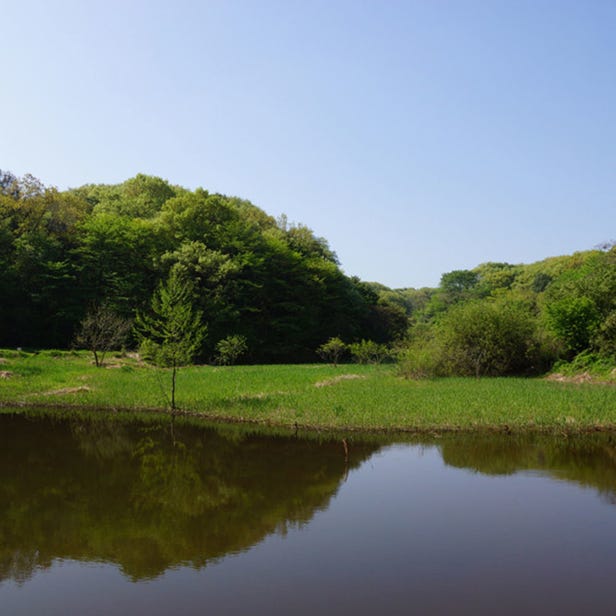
[215,334,248,365]
[349,339,389,364]
[135,269,206,412]
[317,337,347,367]
[74,304,132,367]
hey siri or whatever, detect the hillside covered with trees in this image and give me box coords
[0,169,613,373]
[391,246,616,377]
[0,170,405,362]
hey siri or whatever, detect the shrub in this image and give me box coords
[396,340,444,379]
[215,334,248,365]
[316,337,347,366]
[349,339,390,364]
[553,350,615,378]
[437,300,537,377]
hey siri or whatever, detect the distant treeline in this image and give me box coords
[389,244,616,377]
[1,170,613,371]
[0,171,406,362]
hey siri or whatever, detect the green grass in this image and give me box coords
[1,350,615,433]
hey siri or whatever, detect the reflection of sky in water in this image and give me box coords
[2,419,616,615]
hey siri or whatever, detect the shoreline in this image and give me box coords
[3,399,616,437]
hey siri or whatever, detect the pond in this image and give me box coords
[2,411,616,615]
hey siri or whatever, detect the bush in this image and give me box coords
[436,300,538,377]
[138,338,159,363]
[396,340,444,379]
[215,335,248,365]
[316,337,347,366]
[349,340,390,364]
[552,350,615,378]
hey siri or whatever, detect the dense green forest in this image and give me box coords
[390,244,616,377]
[1,169,614,372]
[0,170,406,362]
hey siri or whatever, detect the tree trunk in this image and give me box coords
[171,358,177,412]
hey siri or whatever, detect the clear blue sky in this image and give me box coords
[2,0,614,288]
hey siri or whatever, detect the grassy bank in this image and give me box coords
[1,350,615,433]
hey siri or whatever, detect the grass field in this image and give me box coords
[1,350,615,433]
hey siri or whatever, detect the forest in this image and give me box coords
[0,169,614,374]
[389,241,616,378]
[0,170,406,363]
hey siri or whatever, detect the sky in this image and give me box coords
[1,0,614,288]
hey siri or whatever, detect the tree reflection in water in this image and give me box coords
[0,414,377,582]
[438,432,616,503]
[2,413,616,585]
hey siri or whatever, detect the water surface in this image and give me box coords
[2,412,616,614]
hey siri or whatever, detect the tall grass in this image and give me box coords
[1,350,615,432]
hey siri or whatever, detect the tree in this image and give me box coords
[440,270,479,295]
[135,269,206,411]
[317,337,347,367]
[74,304,132,367]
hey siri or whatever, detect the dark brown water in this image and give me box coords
[2,412,616,615]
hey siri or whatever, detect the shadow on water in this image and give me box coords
[2,409,616,585]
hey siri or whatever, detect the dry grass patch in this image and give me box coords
[547,372,616,385]
[315,374,366,388]
[42,386,92,396]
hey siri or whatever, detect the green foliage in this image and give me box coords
[377,287,434,317]
[541,247,616,362]
[366,301,409,342]
[215,334,248,365]
[440,269,479,298]
[75,174,178,219]
[592,310,616,358]
[396,339,443,379]
[410,300,541,378]
[0,171,397,361]
[552,350,616,379]
[135,270,206,410]
[135,269,206,369]
[349,340,390,364]
[316,337,347,366]
[402,246,616,376]
[546,296,601,357]
[531,272,552,293]
[284,223,338,262]
[436,300,538,377]
[473,262,519,296]
[2,169,614,374]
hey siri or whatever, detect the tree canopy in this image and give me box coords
[1,169,613,372]
[0,171,399,361]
